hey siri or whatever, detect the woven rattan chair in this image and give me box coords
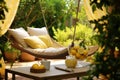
[9,34,98,59]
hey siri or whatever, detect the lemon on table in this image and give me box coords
[31,63,39,69]
[38,64,46,69]
[65,59,77,68]
[30,63,46,73]
[65,55,77,68]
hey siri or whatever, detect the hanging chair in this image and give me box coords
[7,0,98,59]
[10,37,69,59]
[8,27,68,59]
[8,27,98,59]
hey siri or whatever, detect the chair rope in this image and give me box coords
[71,0,81,47]
[39,1,48,31]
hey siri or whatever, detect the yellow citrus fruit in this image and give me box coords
[80,55,86,60]
[78,47,84,53]
[32,63,39,69]
[83,50,88,55]
[73,46,80,50]
[75,53,81,59]
[38,64,45,69]
[70,49,77,55]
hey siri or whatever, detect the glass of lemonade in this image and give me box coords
[65,55,77,68]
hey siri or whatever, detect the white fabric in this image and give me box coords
[25,47,67,55]
[0,0,20,36]
[83,0,107,20]
[8,28,30,47]
[27,27,48,36]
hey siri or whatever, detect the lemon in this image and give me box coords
[70,49,77,55]
[83,50,88,55]
[73,46,80,50]
[31,63,39,69]
[78,47,84,53]
[38,64,45,69]
[75,53,81,59]
[80,55,86,60]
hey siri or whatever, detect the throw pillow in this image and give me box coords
[27,27,48,36]
[38,35,53,47]
[24,36,47,49]
[8,28,30,47]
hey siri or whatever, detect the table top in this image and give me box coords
[6,60,90,80]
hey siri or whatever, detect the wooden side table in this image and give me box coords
[5,65,89,80]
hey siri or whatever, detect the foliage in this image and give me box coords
[53,23,97,47]
[0,35,7,52]
[11,0,90,37]
[0,0,8,68]
[72,3,90,26]
[38,0,68,29]
[4,41,20,54]
[11,0,41,30]
[0,35,20,59]
[11,0,73,31]
[0,50,2,59]
[3,41,21,63]
[85,0,120,80]
[0,0,8,51]
[0,0,8,21]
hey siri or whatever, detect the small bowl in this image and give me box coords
[30,68,46,73]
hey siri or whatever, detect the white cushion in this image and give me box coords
[8,28,30,47]
[25,47,67,56]
[27,27,48,36]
